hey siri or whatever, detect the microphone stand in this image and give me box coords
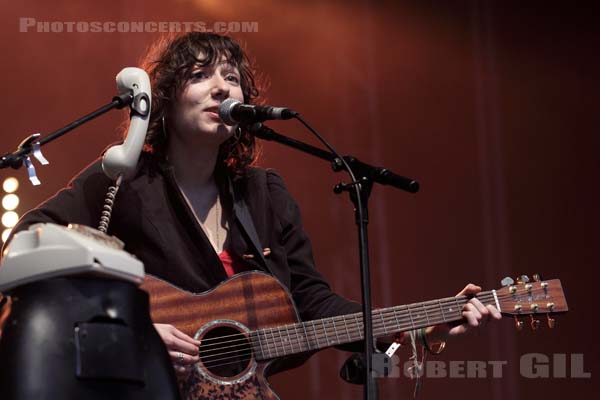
[0,93,136,178]
[250,122,419,400]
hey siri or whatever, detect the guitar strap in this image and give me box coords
[228,177,271,274]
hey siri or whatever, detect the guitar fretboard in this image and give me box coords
[250,291,498,360]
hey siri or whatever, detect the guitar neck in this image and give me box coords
[251,290,499,360]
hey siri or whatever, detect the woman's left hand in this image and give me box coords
[429,283,502,343]
[450,283,502,337]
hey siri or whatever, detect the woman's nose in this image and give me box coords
[210,75,230,98]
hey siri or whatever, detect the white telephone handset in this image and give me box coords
[98,68,151,233]
[102,67,151,180]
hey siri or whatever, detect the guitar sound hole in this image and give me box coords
[199,325,252,378]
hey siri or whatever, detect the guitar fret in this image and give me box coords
[259,330,267,358]
[322,320,330,346]
[255,331,266,360]
[257,329,271,358]
[444,300,454,318]
[265,330,273,359]
[379,311,387,334]
[422,303,431,326]
[332,318,340,345]
[285,325,294,354]
[454,298,462,318]
[293,324,303,352]
[407,305,416,330]
[343,317,351,342]
[437,299,447,323]
[393,307,401,331]
[270,328,279,357]
[301,322,311,351]
[277,326,285,355]
[354,314,362,340]
[312,321,320,348]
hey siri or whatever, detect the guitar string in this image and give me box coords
[202,312,454,364]
[197,313,458,370]
[197,293,554,370]
[197,292,524,370]
[196,292,495,354]
[198,296,549,369]
[197,291,499,347]
[198,296,555,371]
[197,293,501,361]
[197,288,528,351]
[193,289,549,366]
[197,285,548,347]
[196,289,545,359]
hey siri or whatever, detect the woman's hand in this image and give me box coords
[428,283,502,344]
[154,323,201,376]
[450,283,502,336]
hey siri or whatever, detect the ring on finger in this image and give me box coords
[177,352,185,362]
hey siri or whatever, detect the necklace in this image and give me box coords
[215,197,220,251]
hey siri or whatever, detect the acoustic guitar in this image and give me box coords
[141,271,568,400]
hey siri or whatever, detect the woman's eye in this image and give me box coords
[226,75,240,84]
[192,71,207,79]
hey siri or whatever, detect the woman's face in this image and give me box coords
[170,55,244,146]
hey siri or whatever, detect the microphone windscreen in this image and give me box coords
[218,98,241,126]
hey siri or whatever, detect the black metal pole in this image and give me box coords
[353,185,377,400]
[250,122,419,399]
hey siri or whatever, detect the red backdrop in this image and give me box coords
[1,1,597,398]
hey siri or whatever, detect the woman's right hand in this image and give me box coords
[154,323,201,376]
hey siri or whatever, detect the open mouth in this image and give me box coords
[204,106,222,121]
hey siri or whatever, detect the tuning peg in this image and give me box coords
[516,275,530,284]
[547,315,556,329]
[533,273,543,282]
[501,277,515,287]
[530,315,541,330]
[514,316,524,331]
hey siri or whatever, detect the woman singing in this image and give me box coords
[7,32,500,397]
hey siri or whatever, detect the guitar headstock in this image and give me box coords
[495,274,568,330]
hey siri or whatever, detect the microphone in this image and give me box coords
[218,98,297,126]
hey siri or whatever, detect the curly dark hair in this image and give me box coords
[134,32,262,175]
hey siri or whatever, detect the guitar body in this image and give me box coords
[141,271,300,400]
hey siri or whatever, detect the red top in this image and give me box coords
[218,249,248,277]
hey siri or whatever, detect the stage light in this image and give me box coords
[2,178,20,235]
[2,211,19,228]
[2,194,19,211]
[3,178,19,193]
